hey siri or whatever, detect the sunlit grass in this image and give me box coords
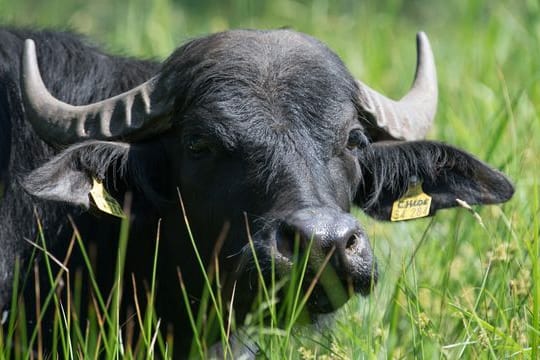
[0,0,538,358]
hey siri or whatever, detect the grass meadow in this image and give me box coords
[0,0,538,358]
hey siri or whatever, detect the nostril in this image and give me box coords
[346,234,357,250]
[277,224,304,258]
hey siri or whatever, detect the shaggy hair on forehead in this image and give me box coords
[157,29,360,124]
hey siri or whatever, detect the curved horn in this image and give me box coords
[22,39,173,145]
[357,32,438,141]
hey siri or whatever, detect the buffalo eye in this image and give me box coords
[186,136,213,157]
[347,129,369,151]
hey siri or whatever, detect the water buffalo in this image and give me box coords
[0,27,513,356]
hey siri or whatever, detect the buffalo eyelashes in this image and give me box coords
[186,136,214,156]
[346,129,369,151]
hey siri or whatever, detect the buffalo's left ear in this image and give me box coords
[355,141,514,221]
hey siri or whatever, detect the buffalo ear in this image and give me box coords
[355,141,514,221]
[21,141,129,208]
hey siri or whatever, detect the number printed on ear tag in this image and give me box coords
[89,178,126,218]
[390,178,432,221]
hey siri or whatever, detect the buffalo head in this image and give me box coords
[20,30,513,319]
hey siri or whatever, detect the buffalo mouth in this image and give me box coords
[231,240,378,316]
[306,283,347,314]
[271,236,378,314]
[296,262,379,314]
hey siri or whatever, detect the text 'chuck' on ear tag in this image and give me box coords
[89,178,126,218]
[391,177,432,221]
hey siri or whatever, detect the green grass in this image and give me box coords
[1,0,538,358]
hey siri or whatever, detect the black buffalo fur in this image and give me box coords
[0,27,514,357]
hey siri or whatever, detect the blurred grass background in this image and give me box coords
[1,0,538,358]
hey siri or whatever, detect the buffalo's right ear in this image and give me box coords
[21,141,130,208]
[355,141,514,221]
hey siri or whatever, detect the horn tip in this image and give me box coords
[24,39,36,53]
[415,32,430,47]
[23,39,38,74]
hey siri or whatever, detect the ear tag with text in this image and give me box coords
[89,178,126,218]
[390,177,432,221]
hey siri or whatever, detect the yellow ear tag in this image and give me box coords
[89,178,126,218]
[390,177,432,221]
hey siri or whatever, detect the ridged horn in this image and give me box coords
[357,32,438,141]
[22,39,173,145]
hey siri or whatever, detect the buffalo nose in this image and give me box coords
[278,208,360,256]
[276,208,377,295]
